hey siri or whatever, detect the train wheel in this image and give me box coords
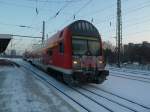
[94,77,105,84]
[63,75,78,86]
[56,73,64,82]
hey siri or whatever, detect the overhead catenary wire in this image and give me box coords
[27,0,83,3]
[0,22,37,29]
[57,0,134,31]
[44,1,71,36]
[0,0,122,29]
[123,18,150,30]
[58,0,93,29]
[60,0,129,25]
[35,0,39,15]
[2,0,148,33]
[103,19,150,42]
[1,0,150,53]
[20,0,72,47]
[0,0,35,9]
[79,0,150,29]
[0,0,70,13]
[81,0,131,18]
[0,0,149,24]
[94,2,150,27]
[45,1,71,23]
[41,0,150,43]
[74,0,93,17]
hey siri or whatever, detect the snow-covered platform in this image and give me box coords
[0,59,77,112]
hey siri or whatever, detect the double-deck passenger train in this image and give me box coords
[23,20,109,84]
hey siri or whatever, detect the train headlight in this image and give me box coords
[99,60,103,64]
[73,60,78,64]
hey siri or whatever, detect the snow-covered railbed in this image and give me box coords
[71,86,145,112]
[107,66,150,84]
[2,60,150,112]
[108,66,150,76]
[80,85,150,110]
[18,61,114,112]
[110,71,150,84]
[89,75,150,110]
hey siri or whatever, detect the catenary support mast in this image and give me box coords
[42,21,45,46]
[116,0,122,67]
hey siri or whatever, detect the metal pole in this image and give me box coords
[46,34,48,40]
[42,21,45,46]
[11,35,41,38]
[116,0,122,68]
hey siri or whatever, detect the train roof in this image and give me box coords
[68,20,100,37]
[45,20,101,49]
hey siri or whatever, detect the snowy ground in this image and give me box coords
[0,59,78,112]
[106,64,150,71]
[0,58,150,112]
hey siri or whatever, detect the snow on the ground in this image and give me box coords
[110,70,150,79]
[18,60,111,112]
[107,65,150,75]
[0,65,78,112]
[81,85,149,112]
[93,71,150,107]
[18,59,150,112]
[2,58,150,112]
[107,64,150,72]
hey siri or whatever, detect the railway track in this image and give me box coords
[17,61,150,112]
[110,72,150,84]
[86,85,150,110]
[72,86,140,112]
[19,63,114,112]
[109,67,150,76]
[111,71,150,80]
[120,70,150,76]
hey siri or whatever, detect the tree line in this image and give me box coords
[103,41,150,65]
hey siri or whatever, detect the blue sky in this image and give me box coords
[0,0,150,53]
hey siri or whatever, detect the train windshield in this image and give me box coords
[72,36,101,56]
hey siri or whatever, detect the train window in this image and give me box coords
[74,24,78,30]
[72,37,101,56]
[85,22,89,30]
[88,41,100,56]
[89,24,93,32]
[82,22,85,30]
[78,23,81,30]
[47,48,52,56]
[72,39,87,55]
[59,42,64,53]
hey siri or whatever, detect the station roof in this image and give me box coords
[0,34,12,53]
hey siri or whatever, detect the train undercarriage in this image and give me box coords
[63,70,109,85]
[46,66,109,85]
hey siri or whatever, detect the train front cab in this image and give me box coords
[71,36,109,84]
[65,20,109,84]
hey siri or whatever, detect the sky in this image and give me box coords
[0,0,150,54]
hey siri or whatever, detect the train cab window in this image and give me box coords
[72,37,101,56]
[59,42,64,53]
[47,48,52,56]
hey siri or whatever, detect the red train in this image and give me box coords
[24,20,109,85]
